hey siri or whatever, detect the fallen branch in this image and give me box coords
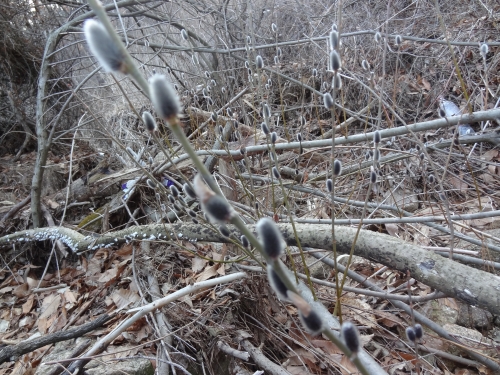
[63,272,247,374]
[236,331,292,375]
[2,224,499,316]
[0,314,111,364]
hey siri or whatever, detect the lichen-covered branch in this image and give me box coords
[2,223,499,315]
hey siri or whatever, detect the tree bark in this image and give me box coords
[1,223,499,315]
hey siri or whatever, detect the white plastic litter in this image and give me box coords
[438,96,475,136]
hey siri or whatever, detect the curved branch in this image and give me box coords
[1,223,499,315]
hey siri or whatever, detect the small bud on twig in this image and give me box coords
[288,292,323,335]
[256,217,284,260]
[262,103,271,119]
[361,59,370,71]
[183,183,196,199]
[332,74,342,91]
[170,185,179,198]
[395,35,402,47]
[370,168,377,184]
[406,327,416,342]
[324,93,334,109]
[84,20,126,73]
[240,235,249,248]
[414,324,423,339]
[193,174,234,223]
[256,55,264,69]
[341,322,361,355]
[271,132,278,144]
[329,50,341,71]
[267,265,289,300]
[326,179,333,192]
[219,225,231,237]
[329,30,339,50]
[480,43,489,58]
[333,159,342,177]
[142,111,157,132]
[150,75,181,123]
[272,166,281,179]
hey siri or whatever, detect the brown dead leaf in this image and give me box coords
[45,199,59,209]
[192,257,206,273]
[450,176,468,192]
[22,294,35,314]
[311,339,342,354]
[421,77,431,90]
[38,294,61,333]
[195,264,218,282]
[385,223,399,237]
[482,149,498,162]
[13,283,30,298]
[110,288,140,310]
[340,354,358,375]
[342,297,377,328]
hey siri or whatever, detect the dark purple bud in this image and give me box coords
[326,179,333,192]
[183,183,196,199]
[333,159,342,177]
[330,50,341,71]
[414,324,423,339]
[143,111,157,132]
[240,235,249,248]
[150,75,181,122]
[170,185,179,198]
[406,327,416,342]
[342,322,361,354]
[193,174,234,223]
[324,93,334,109]
[219,225,231,237]
[267,265,289,300]
[256,217,284,260]
[272,166,281,179]
[261,122,270,135]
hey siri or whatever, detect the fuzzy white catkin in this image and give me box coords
[256,217,284,259]
[84,20,125,73]
[333,159,342,176]
[341,322,360,354]
[256,55,264,69]
[330,50,341,71]
[261,122,270,135]
[332,74,342,91]
[480,43,489,58]
[142,111,157,132]
[324,93,334,109]
[329,31,339,50]
[150,75,181,121]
